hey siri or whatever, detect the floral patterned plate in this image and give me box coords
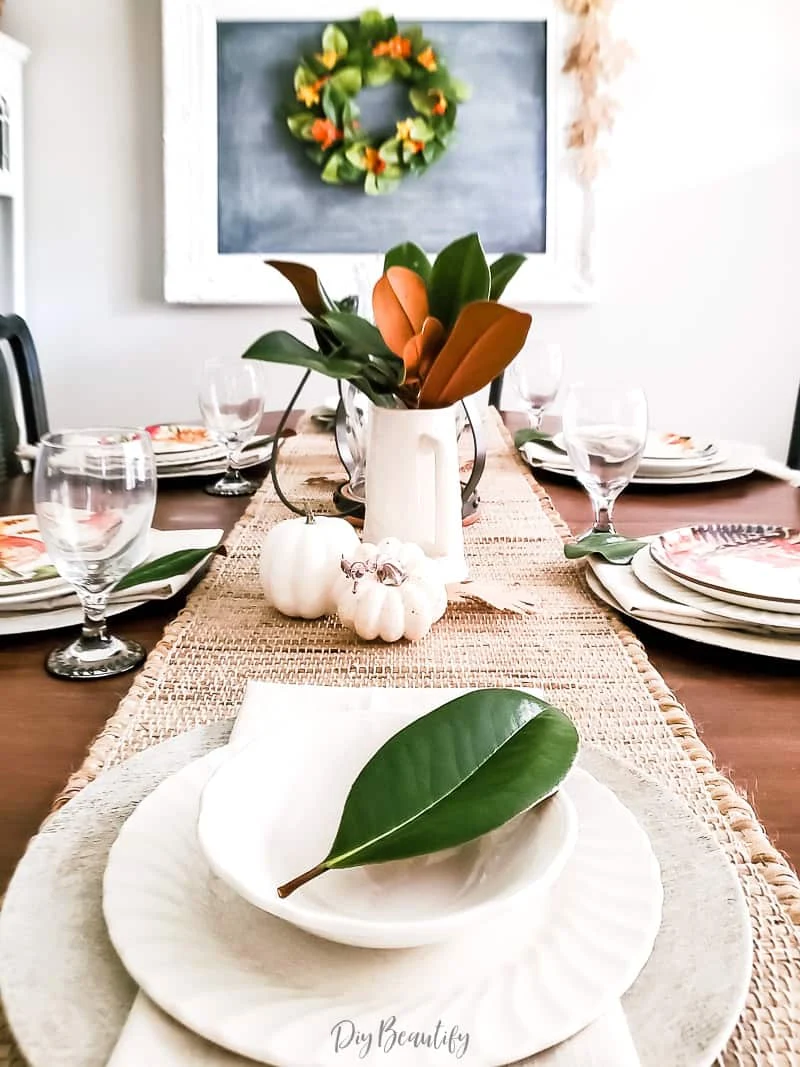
[650,524,800,613]
[145,425,217,455]
[0,515,64,591]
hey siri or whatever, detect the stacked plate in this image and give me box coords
[520,430,759,487]
[0,513,221,637]
[585,523,800,660]
[146,424,274,480]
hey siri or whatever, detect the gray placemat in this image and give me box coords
[0,725,751,1067]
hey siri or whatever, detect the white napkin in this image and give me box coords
[586,556,744,629]
[107,682,641,1067]
[0,528,222,613]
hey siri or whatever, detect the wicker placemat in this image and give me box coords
[2,411,799,1065]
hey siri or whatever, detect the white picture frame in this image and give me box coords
[162,0,593,306]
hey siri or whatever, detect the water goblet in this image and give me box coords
[561,383,648,537]
[509,341,563,430]
[33,428,157,679]
[198,360,265,496]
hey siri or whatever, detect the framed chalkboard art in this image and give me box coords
[162,0,591,305]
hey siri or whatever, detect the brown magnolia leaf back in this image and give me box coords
[372,266,429,359]
[265,260,327,317]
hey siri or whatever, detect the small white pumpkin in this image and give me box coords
[260,512,360,619]
[336,539,448,642]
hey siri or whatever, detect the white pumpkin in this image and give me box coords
[336,539,448,642]
[260,513,360,619]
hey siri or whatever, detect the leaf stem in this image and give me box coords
[276,862,328,898]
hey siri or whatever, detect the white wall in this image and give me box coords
[3,0,799,457]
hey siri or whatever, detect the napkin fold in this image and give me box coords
[587,555,746,629]
[0,528,222,614]
[106,683,641,1067]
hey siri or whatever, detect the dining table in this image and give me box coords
[0,407,798,898]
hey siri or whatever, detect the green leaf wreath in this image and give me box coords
[286,9,471,195]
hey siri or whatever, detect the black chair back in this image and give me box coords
[787,381,800,468]
[0,315,49,483]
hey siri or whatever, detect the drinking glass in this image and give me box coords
[561,383,648,537]
[509,341,563,430]
[33,428,157,679]
[198,360,265,496]
[339,381,371,501]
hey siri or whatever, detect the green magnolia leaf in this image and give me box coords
[364,58,395,86]
[277,689,579,897]
[375,173,402,195]
[364,172,381,195]
[287,113,316,140]
[330,65,362,95]
[293,63,316,91]
[394,59,412,78]
[409,87,433,115]
[305,146,326,165]
[428,232,491,331]
[321,150,344,184]
[345,142,369,169]
[242,330,368,381]
[490,253,527,301]
[564,533,648,565]
[514,427,552,447]
[338,157,363,184]
[360,8,387,36]
[383,241,431,283]
[114,546,221,593]
[422,139,444,165]
[408,118,433,142]
[322,23,348,56]
[378,137,401,164]
[321,82,348,125]
[321,311,400,366]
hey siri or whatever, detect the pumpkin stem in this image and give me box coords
[376,560,407,586]
[304,507,316,524]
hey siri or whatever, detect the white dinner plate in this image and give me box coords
[519,443,755,487]
[650,524,800,613]
[156,445,273,481]
[145,424,218,455]
[585,567,800,662]
[632,549,800,635]
[103,753,662,1067]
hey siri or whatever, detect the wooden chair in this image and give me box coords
[788,382,800,468]
[0,314,49,483]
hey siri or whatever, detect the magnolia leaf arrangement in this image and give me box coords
[277,688,579,897]
[564,532,648,565]
[242,232,531,410]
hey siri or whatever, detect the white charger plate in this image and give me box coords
[0,722,753,1067]
[156,446,273,481]
[585,567,800,662]
[0,599,147,638]
[103,752,662,1067]
[520,444,754,487]
[632,549,800,635]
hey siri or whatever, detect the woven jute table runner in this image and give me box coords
[2,411,799,1066]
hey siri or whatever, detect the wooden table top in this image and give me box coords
[1,413,799,891]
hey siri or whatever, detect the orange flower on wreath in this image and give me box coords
[364,147,387,175]
[396,119,424,155]
[416,46,437,72]
[429,88,448,116]
[372,35,412,60]
[296,75,329,108]
[310,118,343,151]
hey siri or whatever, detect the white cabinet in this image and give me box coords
[0,32,29,314]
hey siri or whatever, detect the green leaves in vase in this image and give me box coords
[277,688,579,897]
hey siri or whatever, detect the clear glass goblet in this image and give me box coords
[340,381,371,501]
[561,383,648,537]
[198,360,265,496]
[33,428,157,680]
[509,341,563,430]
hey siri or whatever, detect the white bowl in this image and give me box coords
[197,727,578,949]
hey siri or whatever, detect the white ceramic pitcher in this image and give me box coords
[362,405,468,583]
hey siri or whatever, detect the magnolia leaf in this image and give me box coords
[338,157,363,184]
[378,137,401,164]
[277,689,579,896]
[330,65,362,95]
[375,173,401,195]
[401,315,445,380]
[514,427,553,447]
[345,142,370,170]
[564,534,648,565]
[305,145,326,165]
[409,86,433,115]
[422,140,444,164]
[418,302,531,408]
[364,172,380,195]
[286,113,316,139]
[321,150,344,184]
[365,58,395,86]
[489,253,527,301]
[321,310,400,365]
[383,241,431,284]
[360,8,387,35]
[322,23,348,56]
[265,260,330,316]
[114,546,222,592]
[373,266,430,357]
[428,232,491,331]
[293,63,316,91]
[408,117,434,142]
[450,78,472,102]
[242,330,367,380]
